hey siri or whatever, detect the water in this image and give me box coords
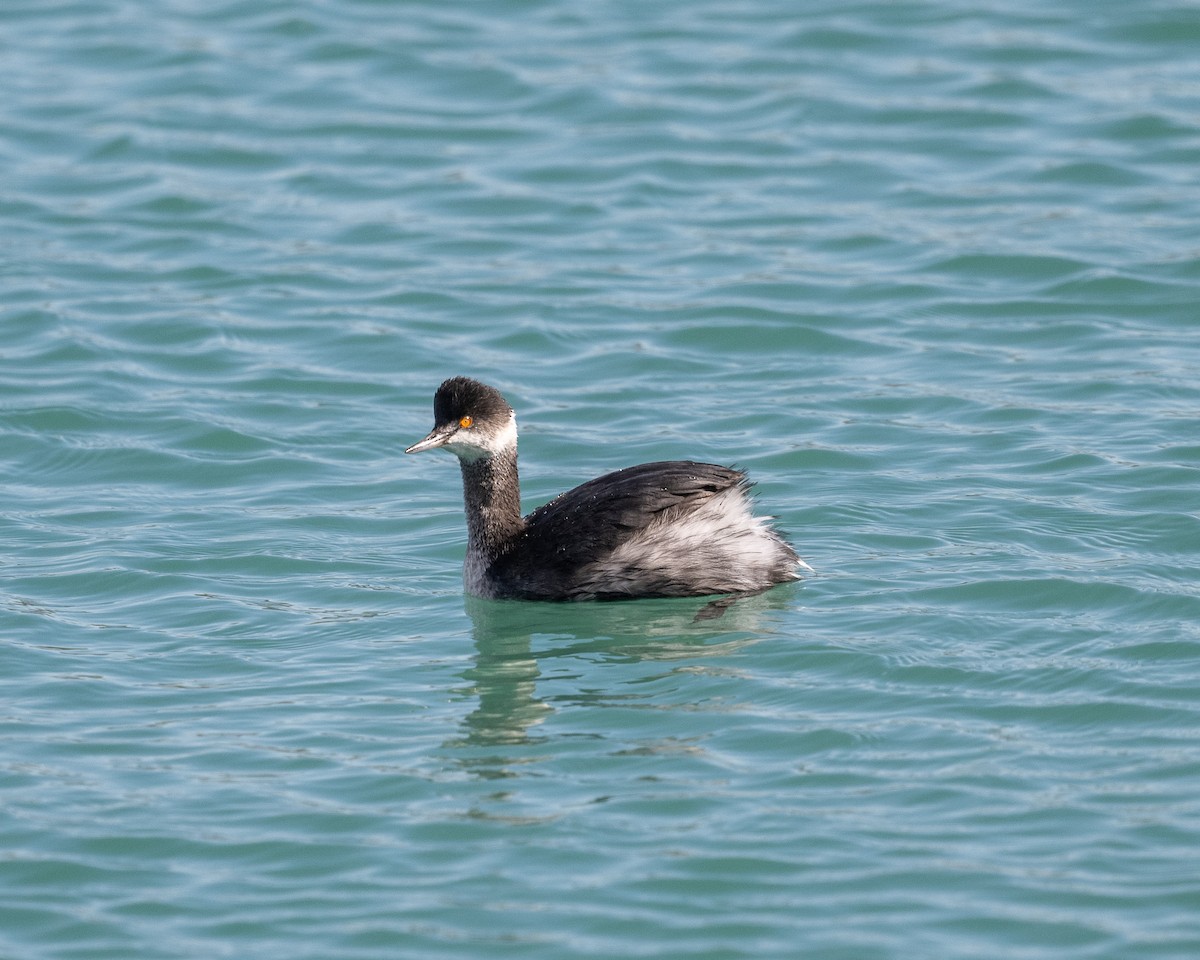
[3,0,1200,957]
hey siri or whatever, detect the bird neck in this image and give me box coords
[458,446,524,561]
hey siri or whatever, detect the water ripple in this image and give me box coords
[3,1,1200,959]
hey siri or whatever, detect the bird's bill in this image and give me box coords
[404,425,455,454]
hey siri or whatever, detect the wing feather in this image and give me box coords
[488,461,746,598]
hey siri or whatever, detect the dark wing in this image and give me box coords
[487,461,746,599]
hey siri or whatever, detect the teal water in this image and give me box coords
[3,1,1200,957]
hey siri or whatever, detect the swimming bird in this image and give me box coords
[406,377,810,601]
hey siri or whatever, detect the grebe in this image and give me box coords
[406,377,811,601]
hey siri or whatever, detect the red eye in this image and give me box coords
[459,416,473,428]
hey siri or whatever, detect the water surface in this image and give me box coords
[3,1,1200,958]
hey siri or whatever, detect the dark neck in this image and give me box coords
[458,447,524,561]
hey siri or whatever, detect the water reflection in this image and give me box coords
[443,589,797,775]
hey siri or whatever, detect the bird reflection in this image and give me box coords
[442,589,797,778]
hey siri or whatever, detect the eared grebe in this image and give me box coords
[406,377,811,601]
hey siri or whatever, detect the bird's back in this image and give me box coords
[485,461,801,600]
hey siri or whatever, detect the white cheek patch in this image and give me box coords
[491,413,518,454]
[444,435,486,461]
[445,412,518,462]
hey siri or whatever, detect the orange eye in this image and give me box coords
[459,416,473,429]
